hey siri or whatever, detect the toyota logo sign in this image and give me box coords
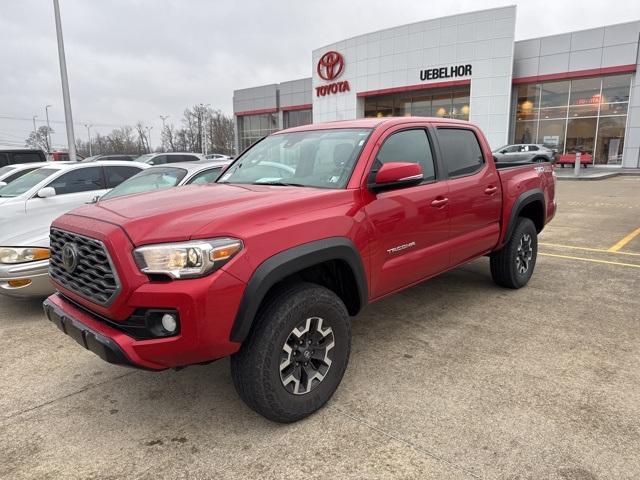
[317,51,344,81]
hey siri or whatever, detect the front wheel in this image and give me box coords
[230,282,351,423]
[490,217,538,289]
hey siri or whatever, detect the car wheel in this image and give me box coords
[230,282,351,423]
[490,217,538,289]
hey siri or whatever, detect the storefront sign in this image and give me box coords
[420,64,472,81]
[316,50,350,97]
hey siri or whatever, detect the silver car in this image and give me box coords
[0,161,147,298]
[492,144,556,163]
[135,152,207,165]
[98,161,230,202]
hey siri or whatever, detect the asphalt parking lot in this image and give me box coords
[1,176,639,480]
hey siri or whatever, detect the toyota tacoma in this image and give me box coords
[43,117,556,422]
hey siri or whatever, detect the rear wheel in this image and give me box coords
[230,282,351,423]
[490,217,538,289]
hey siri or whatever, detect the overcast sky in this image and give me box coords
[1,0,639,149]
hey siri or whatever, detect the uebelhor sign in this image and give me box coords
[420,64,472,81]
[316,50,351,97]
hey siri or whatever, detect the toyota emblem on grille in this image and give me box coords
[61,242,79,273]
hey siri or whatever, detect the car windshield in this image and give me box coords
[0,167,57,197]
[100,167,188,201]
[218,128,372,189]
[0,166,16,177]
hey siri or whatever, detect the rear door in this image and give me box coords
[363,125,450,298]
[435,126,502,267]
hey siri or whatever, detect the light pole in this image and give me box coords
[146,126,153,153]
[84,124,93,156]
[159,114,169,152]
[53,0,77,161]
[45,105,53,152]
[199,103,210,155]
[32,116,38,143]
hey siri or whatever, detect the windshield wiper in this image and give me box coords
[253,181,306,187]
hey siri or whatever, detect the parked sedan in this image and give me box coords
[0,161,147,298]
[492,144,556,163]
[80,154,138,163]
[98,161,230,202]
[135,152,207,165]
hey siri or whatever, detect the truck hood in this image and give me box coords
[65,183,351,246]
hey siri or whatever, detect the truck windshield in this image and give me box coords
[100,167,188,201]
[218,128,372,189]
[0,167,56,197]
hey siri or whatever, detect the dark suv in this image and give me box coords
[0,149,46,167]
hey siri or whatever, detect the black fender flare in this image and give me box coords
[229,237,368,343]
[504,188,545,244]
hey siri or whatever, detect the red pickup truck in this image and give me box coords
[44,117,556,422]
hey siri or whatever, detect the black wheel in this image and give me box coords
[490,217,538,289]
[230,282,351,423]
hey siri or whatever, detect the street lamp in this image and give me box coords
[84,124,93,156]
[53,0,77,161]
[199,103,210,155]
[45,105,53,152]
[146,126,153,153]
[32,116,38,142]
[159,115,169,152]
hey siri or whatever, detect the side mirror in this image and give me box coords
[37,187,56,198]
[370,162,423,192]
[147,160,154,165]
[0,181,7,187]
[500,149,507,154]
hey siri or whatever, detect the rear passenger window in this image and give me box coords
[105,166,142,188]
[47,167,104,194]
[376,129,436,182]
[437,128,484,177]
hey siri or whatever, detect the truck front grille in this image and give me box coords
[49,228,120,306]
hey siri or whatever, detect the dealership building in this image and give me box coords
[233,6,640,168]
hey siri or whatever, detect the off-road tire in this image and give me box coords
[490,217,538,289]
[230,282,351,423]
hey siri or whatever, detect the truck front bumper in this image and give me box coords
[43,296,141,369]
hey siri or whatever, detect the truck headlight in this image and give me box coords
[0,247,50,264]
[133,238,243,279]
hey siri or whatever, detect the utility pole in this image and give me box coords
[45,105,53,153]
[32,116,38,143]
[53,0,77,161]
[145,126,153,153]
[159,115,169,152]
[84,124,93,156]
[199,103,210,155]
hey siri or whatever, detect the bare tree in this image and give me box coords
[25,126,53,152]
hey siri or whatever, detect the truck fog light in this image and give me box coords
[161,313,178,332]
[8,278,31,288]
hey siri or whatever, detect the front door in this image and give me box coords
[363,127,450,298]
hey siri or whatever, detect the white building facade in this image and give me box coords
[234,6,640,168]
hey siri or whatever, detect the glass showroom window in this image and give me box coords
[363,87,470,120]
[510,74,631,165]
[237,113,278,151]
[283,109,312,129]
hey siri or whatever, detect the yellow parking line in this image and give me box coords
[539,252,640,268]
[608,227,640,253]
[539,242,640,257]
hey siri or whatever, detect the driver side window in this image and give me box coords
[376,129,436,182]
[46,167,104,195]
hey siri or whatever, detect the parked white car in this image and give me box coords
[0,161,147,298]
[0,162,60,187]
[135,152,207,165]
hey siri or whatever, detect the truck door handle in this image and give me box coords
[484,186,498,195]
[430,197,449,208]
